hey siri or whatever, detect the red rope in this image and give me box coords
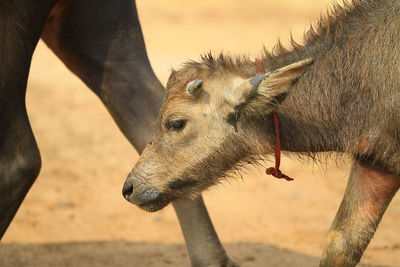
[255,59,294,181]
[254,58,264,74]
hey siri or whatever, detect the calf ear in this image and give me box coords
[235,58,313,117]
[256,58,313,98]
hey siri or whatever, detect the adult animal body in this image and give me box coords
[0,0,235,266]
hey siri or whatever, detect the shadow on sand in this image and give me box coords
[0,241,386,267]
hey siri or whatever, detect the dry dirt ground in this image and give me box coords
[1,0,400,266]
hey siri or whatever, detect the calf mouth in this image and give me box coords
[123,174,201,212]
[123,173,173,212]
[135,196,171,212]
[126,190,172,212]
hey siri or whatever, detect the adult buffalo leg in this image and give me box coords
[41,1,236,266]
[0,0,57,238]
[174,197,237,267]
[320,161,400,267]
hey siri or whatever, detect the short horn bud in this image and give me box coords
[186,78,203,95]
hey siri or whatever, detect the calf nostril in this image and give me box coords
[122,181,134,200]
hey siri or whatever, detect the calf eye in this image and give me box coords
[167,120,186,131]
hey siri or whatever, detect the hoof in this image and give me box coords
[192,258,239,267]
[225,259,240,267]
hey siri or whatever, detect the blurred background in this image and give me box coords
[1,0,399,266]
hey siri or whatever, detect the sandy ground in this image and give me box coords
[1,0,400,266]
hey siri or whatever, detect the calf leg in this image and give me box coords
[0,0,56,238]
[320,161,400,267]
[41,1,235,265]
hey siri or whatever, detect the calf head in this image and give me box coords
[123,57,312,212]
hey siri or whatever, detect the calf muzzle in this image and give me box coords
[122,174,170,212]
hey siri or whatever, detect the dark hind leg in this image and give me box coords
[41,1,236,265]
[0,0,57,238]
[320,161,400,267]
